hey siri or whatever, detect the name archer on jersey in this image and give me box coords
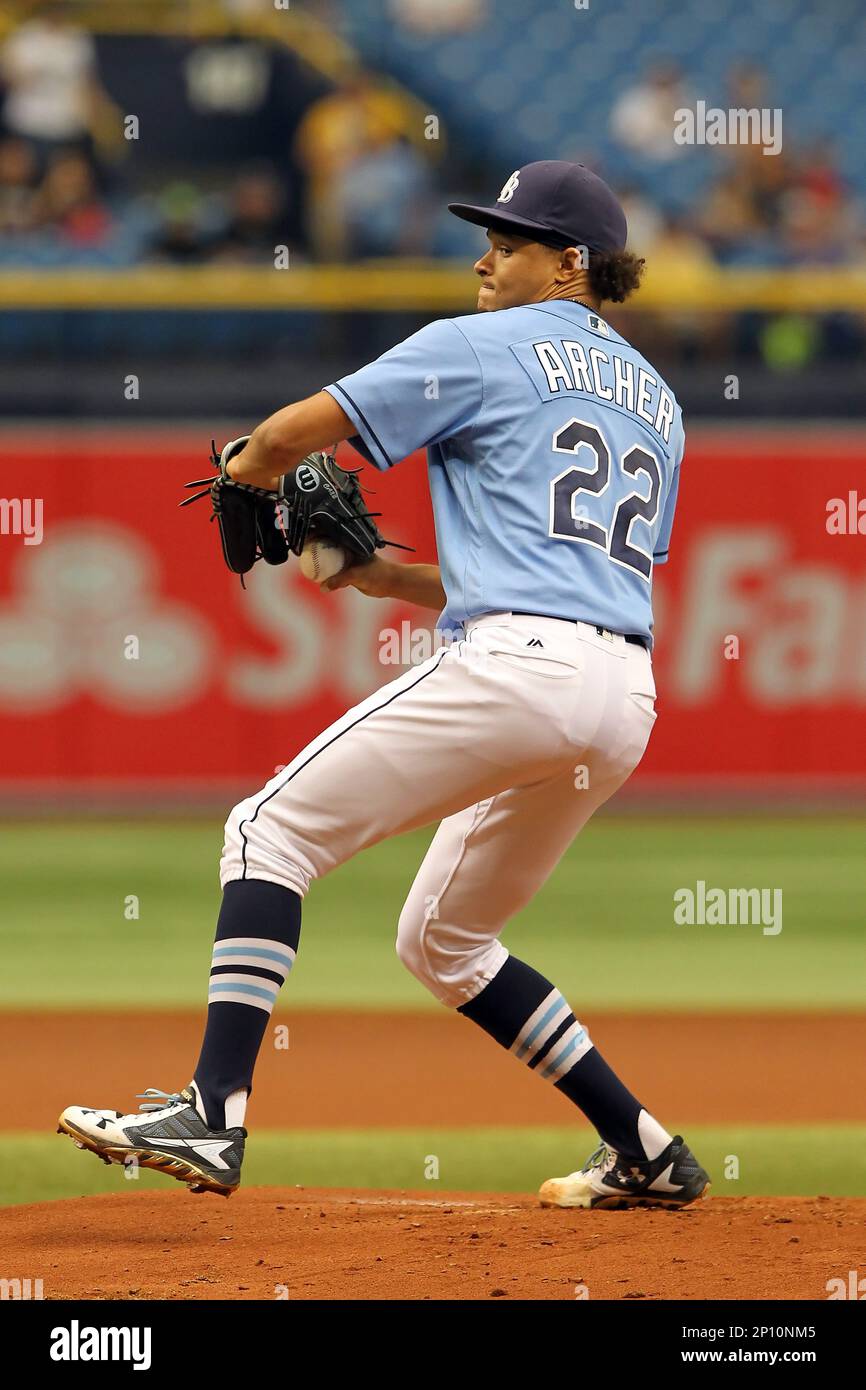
[514,336,676,445]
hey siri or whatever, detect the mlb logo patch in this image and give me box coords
[588,315,610,336]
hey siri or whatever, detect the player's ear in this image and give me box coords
[546,252,565,288]
[558,245,583,277]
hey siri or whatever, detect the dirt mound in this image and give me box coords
[5,1188,861,1300]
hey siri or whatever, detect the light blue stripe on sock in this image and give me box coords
[208,980,277,1004]
[515,995,566,1060]
[540,1027,587,1079]
[212,945,295,967]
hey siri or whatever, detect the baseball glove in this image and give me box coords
[180,436,409,581]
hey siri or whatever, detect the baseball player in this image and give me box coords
[60,161,709,1211]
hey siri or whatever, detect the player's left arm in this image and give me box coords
[227,391,355,489]
[224,320,480,601]
[233,317,482,490]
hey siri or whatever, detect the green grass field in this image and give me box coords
[4,1126,866,1208]
[2,815,864,1206]
[1,816,863,1009]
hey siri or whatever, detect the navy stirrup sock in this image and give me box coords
[193,879,301,1130]
[457,955,654,1158]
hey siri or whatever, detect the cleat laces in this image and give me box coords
[136,1088,188,1112]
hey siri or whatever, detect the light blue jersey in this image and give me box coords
[324,299,684,643]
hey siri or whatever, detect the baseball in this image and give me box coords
[298,539,348,583]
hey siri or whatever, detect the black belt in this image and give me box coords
[599,628,648,649]
[510,612,648,649]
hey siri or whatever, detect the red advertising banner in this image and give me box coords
[0,426,864,798]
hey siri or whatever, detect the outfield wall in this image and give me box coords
[0,424,863,805]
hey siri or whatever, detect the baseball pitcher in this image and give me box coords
[60,161,709,1212]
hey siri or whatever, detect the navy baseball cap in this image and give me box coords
[449,160,627,256]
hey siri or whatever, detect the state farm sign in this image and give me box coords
[0,427,863,793]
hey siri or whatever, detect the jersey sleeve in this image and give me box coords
[323,318,483,470]
[653,421,684,565]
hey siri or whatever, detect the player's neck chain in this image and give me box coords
[566,298,596,312]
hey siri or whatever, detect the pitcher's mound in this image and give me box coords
[5,1188,861,1300]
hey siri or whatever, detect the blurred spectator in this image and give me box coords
[720,64,780,175]
[746,152,793,235]
[616,184,665,256]
[219,0,276,15]
[726,60,769,115]
[293,65,430,259]
[618,213,722,362]
[388,0,486,33]
[0,4,118,171]
[713,65,799,246]
[342,137,433,259]
[779,187,858,266]
[148,183,220,264]
[0,135,38,233]
[33,151,112,249]
[796,139,848,214]
[694,170,772,265]
[652,212,716,273]
[610,62,692,163]
[209,166,300,264]
[693,125,861,270]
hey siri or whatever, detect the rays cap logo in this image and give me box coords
[498,170,521,203]
[449,160,627,256]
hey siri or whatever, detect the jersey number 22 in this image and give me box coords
[548,418,661,580]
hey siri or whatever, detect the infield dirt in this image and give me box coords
[5,1188,862,1300]
[7,1008,864,1300]
[5,1008,866,1129]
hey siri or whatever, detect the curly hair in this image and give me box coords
[587,249,646,304]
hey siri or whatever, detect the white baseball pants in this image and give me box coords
[221,612,657,1008]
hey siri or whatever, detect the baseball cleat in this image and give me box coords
[538,1134,710,1211]
[57,1085,245,1197]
